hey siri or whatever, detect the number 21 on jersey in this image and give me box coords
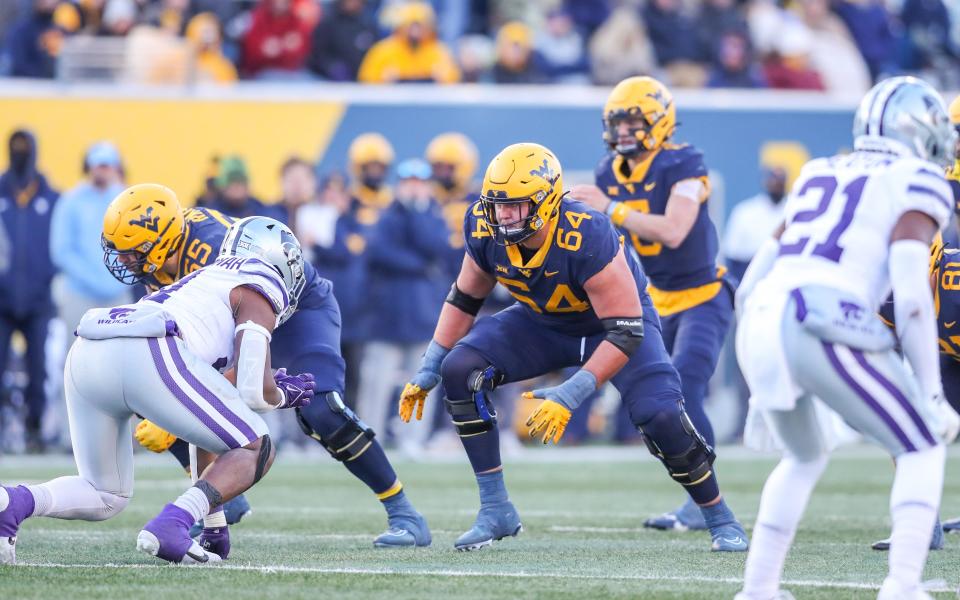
[778,175,867,262]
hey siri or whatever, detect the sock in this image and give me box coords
[203,506,227,529]
[382,490,416,521]
[741,454,827,599]
[686,470,721,505]
[888,444,945,589]
[25,477,128,521]
[461,425,502,473]
[173,486,210,523]
[343,440,399,494]
[476,470,508,506]
[700,498,735,529]
[0,485,35,531]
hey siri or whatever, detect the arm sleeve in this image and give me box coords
[890,239,941,398]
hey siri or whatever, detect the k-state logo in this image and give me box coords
[839,301,863,321]
[108,307,135,320]
[129,206,159,232]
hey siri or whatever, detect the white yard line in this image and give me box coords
[10,562,955,593]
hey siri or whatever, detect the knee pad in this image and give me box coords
[639,400,716,487]
[296,391,375,462]
[445,365,502,438]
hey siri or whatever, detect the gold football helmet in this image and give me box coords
[602,76,676,156]
[102,183,184,285]
[426,132,478,192]
[479,143,563,245]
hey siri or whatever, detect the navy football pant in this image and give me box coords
[658,285,734,447]
[941,354,960,414]
[0,310,50,435]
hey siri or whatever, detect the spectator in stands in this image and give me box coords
[49,141,129,445]
[207,155,285,220]
[275,156,317,230]
[642,0,709,86]
[697,0,748,49]
[195,155,221,208]
[0,130,58,452]
[358,1,460,83]
[306,0,376,81]
[492,21,544,84]
[348,132,394,218]
[241,0,313,79]
[357,158,451,453]
[7,0,75,78]
[184,12,237,83]
[100,0,137,37]
[142,0,189,35]
[707,29,766,88]
[761,23,825,90]
[830,0,896,82]
[800,0,870,94]
[308,170,367,409]
[564,0,611,38]
[456,33,495,83]
[588,6,655,86]
[899,0,958,85]
[535,6,589,84]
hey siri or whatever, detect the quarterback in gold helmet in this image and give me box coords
[397,142,749,552]
[574,76,734,533]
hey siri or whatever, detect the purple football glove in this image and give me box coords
[273,368,315,409]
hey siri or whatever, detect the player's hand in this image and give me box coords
[931,392,960,443]
[134,419,177,453]
[273,368,315,409]
[399,340,450,423]
[570,184,611,212]
[524,399,572,445]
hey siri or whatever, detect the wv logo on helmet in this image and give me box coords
[129,206,160,232]
[529,159,557,183]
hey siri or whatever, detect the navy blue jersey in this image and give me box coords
[595,144,723,315]
[144,206,331,306]
[948,175,960,215]
[464,197,647,337]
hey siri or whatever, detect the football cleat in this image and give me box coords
[942,516,960,533]
[871,521,944,551]
[454,501,522,551]
[0,485,35,566]
[138,504,221,565]
[374,511,432,548]
[644,498,708,532]
[709,521,749,552]
[199,526,231,559]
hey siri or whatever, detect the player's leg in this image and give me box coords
[786,325,944,598]
[610,309,747,552]
[1,340,134,565]
[129,335,274,564]
[441,306,575,551]
[646,291,733,530]
[940,354,960,533]
[736,395,830,600]
[275,297,430,548]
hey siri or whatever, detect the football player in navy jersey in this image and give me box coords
[574,76,734,531]
[99,184,431,553]
[397,143,748,552]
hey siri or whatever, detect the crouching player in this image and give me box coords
[0,215,314,564]
[397,143,748,552]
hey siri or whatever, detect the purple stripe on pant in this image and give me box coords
[148,337,243,449]
[822,341,916,452]
[850,349,936,446]
[162,336,259,443]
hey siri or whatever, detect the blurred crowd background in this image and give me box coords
[0,0,958,91]
[1,0,959,457]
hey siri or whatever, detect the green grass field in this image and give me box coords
[1,445,959,599]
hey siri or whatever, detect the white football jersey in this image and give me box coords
[141,256,289,368]
[761,143,953,310]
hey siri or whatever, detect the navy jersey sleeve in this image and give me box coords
[663,145,708,188]
[594,154,615,187]
[567,206,621,287]
[463,201,493,273]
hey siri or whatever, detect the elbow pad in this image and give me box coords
[889,239,941,398]
[602,317,644,356]
[235,321,275,412]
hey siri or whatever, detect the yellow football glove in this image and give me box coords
[134,419,177,453]
[524,397,572,445]
[399,383,430,423]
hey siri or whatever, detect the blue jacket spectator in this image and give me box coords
[707,30,766,88]
[898,0,957,72]
[7,0,66,78]
[831,0,897,80]
[535,7,590,84]
[0,129,58,450]
[642,0,709,66]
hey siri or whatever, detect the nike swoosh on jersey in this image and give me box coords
[545,271,559,277]
[946,321,957,328]
[644,182,656,192]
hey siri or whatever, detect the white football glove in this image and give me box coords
[930,392,960,444]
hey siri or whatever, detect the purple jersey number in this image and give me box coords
[779,175,867,262]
